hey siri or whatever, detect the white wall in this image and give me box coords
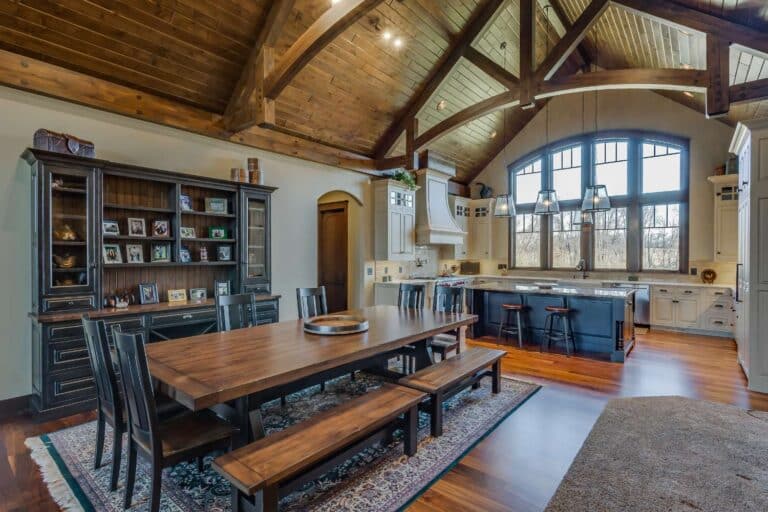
[0,86,375,401]
[472,90,735,270]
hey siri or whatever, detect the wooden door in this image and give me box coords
[318,201,348,313]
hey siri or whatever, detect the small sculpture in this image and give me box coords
[475,182,493,199]
[53,224,78,241]
[52,253,77,268]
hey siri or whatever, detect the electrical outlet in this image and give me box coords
[497,263,507,270]
[399,266,403,274]
[690,267,697,276]
[366,267,373,276]
[384,267,388,274]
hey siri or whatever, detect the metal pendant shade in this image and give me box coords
[493,194,515,217]
[534,189,560,215]
[582,185,611,213]
[572,210,595,226]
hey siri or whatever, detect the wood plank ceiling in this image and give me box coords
[0,0,767,184]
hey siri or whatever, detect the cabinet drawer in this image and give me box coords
[676,288,700,298]
[256,311,278,325]
[47,322,84,341]
[703,315,733,332]
[43,295,96,312]
[150,308,216,327]
[704,302,732,315]
[103,316,146,335]
[48,339,90,372]
[652,286,675,296]
[44,367,95,408]
[254,300,278,313]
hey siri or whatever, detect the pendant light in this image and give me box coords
[494,40,516,218]
[573,93,593,226]
[534,5,560,216]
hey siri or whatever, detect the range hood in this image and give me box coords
[414,167,467,245]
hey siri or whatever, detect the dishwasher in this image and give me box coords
[606,283,650,327]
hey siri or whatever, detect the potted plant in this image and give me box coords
[392,169,417,190]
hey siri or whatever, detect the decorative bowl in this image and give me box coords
[304,315,369,336]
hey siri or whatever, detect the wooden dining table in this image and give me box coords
[145,305,476,445]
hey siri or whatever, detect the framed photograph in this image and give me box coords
[199,246,209,262]
[180,194,193,212]
[138,282,159,305]
[180,226,196,239]
[189,288,207,302]
[205,197,228,214]
[126,244,144,263]
[152,220,169,237]
[102,220,120,237]
[209,226,227,239]
[214,280,231,297]
[179,247,191,263]
[127,218,146,237]
[217,245,232,261]
[102,244,122,264]
[167,289,187,303]
[151,243,171,263]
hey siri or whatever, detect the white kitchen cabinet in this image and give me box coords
[446,196,470,260]
[650,285,733,334]
[374,179,416,261]
[373,282,400,306]
[468,199,493,259]
[708,174,739,262]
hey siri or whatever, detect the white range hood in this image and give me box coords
[414,167,467,245]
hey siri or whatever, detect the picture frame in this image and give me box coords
[126,244,144,264]
[151,243,171,263]
[127,218,146,237]
[189,288,207,303]
[217,245,232,261]
[180,194,193,212]
[209,226,227,239]
[167,288,187,303]
[102,244,123,264]
[152,220,170,237]
[214,280,231,297]
[138,282,159,305]
[102,220,120,237]
[199,246,209,262]
[179,247,191,263]
[180,226,196,239]
[205,197,228,214]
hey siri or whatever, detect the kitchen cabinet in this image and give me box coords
[708,174,739,262]
[373,282,400,306]
[374,179,416,261]
[468,199,493,260]
[650,285,733,334]
[446,196,470,260]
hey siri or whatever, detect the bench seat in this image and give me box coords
[399,347,505,437]
[213,383,425,512]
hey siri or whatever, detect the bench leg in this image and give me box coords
[430,392,443,437]
[492,360,501,394]
[262,486,279,512]
[404,405,418,456]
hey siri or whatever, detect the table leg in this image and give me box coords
[412,339,434,371]
[233,396,266,447]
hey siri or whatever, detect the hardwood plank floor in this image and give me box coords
[1,330,766,512]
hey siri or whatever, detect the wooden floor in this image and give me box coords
[2,330,767,512]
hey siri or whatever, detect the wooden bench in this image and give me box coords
[398,347,506,437]
[213,383,425,512]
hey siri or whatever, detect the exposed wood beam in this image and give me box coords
[373,0,507,158]
[519,0,535,107]
[264,0,384,99]
[730,77,768,105]
[706,35,730,118]
[223,0,295,130]
[223,47,275,133]
[536,0,609,81]
[548,0,592,68]
[414,91,521,150]
[612,0,768,55]
[537,68,709,97]
[405,117,419,170]
[463,47,519,89]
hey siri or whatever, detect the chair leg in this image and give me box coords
[497,312,505,343]
[280,396,287,406]
[320,382,325,392]
[403,405,418,456]
[109,423,123,492]
[430,392,443,437]
[516,310,523,348]
[123,440,137,509]
[149,457,162,512]
[564,316,573,356]
[350,371,356,381]
[197,456,204,473]
[94,412,105,470]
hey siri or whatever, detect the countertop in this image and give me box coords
[466,282,636,299]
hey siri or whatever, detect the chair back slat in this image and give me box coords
[216,293,258,331]
[113,329,159,452]
[81,316,121,419]
[433,285,464,314]
[398,283,426,309]
[296,287,328,319]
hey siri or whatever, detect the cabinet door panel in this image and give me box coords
[402,212,415,257]
[651,296,675,325]
[675,298,700,328]
[389,210,403,256]
[716,204,738,261]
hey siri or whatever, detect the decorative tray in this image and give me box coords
[303,314,369,336]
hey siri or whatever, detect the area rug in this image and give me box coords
[26,373,539,512]
[545,396,768,512]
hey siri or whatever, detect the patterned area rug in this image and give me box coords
[27,373,539,512]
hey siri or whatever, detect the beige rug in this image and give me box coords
[545,396,768,512]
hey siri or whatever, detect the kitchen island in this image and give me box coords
[466,282,636,362]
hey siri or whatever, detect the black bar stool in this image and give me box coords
[543,306,575,356]
[498,303,525,348]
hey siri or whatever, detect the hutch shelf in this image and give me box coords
[24,149,280,418]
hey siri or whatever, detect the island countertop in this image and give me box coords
[465,282,636,299]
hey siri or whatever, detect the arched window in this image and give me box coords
[508,131,689,273]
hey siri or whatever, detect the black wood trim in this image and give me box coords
[0,394,32,420]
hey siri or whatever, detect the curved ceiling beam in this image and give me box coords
[536,68,709,98]
[414,90,521,150]
[265,0,385,100]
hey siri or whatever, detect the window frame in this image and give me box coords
[507,130,690,274]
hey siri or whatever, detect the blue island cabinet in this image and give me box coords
[467,285,635,362]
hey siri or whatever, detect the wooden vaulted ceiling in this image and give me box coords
[0,0,767,184]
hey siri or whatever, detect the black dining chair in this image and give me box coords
[431,285,464,361]
[397,283,427,374]
[113,330,236,512]
[216,293,259,331]
[296,286,328,319]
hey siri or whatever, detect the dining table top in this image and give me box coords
[145,305,477,411]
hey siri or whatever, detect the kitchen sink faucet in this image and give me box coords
[575,259,588,280]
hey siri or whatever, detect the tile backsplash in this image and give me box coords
[373,246,441,281]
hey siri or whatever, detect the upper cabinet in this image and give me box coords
[468,199,494,260]
[708,174,739,262]
[373,179,416,261]
[446,196,470,260]
[239,188,272,294]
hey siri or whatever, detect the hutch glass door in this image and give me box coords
[245,195,267,282]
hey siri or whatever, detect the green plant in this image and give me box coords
[392,169,417,190]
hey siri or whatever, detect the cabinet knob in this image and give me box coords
[182,314,193,320]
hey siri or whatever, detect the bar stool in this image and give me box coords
[498,303,525,348]
[543,306,575,356]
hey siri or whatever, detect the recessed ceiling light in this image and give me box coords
[393,37,403,48]
[331,0,341,4]
[436,99,447,111]
[382,30,392,41]
[490,130,497,139]
[683,91,694,98]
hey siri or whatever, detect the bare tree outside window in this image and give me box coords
[515,213,540,267]
[642,204,680,270]
[552,211,581,268]
[594,208,628,269]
